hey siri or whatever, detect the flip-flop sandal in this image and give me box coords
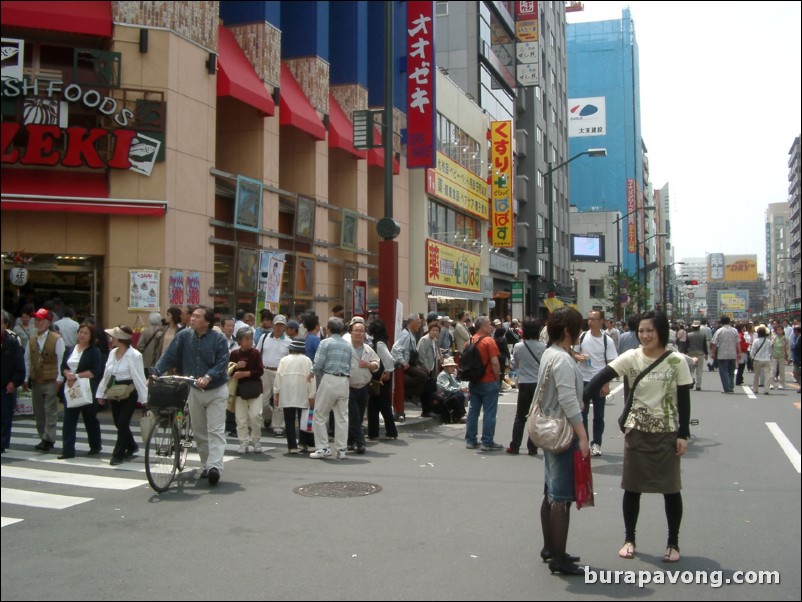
[662,545,680,563]
[618,542,635,559]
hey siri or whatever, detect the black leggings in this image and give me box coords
[623,490,683,547]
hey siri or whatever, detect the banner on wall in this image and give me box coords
[425,239,481,293]
[406,1,436,168]
[490,120,514,248]
[185,272,200,306]
[129,269,160,311]
[168,270,184,307]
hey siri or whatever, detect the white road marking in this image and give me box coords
[1,487,93,509]
[1,466,144,490]
[766,422,801,474]
[743,385,757,399]
[1,517,24,528]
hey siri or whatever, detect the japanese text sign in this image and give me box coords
[490,121,514,248]
[406,1,436,168]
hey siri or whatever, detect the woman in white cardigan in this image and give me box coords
[96,326,149,465]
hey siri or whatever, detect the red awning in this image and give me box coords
[1,169,166,216]
[217,25,275,117]
[328,94,365,160]
[279,64,326,141]
[0,1,112,37]
[368,126,400,174]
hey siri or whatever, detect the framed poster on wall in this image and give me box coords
[237,248,260,293]
[296,195,316,241]
[295,253,315,299]
[341,209,358,250]
[129,269,160,311]
[235,175,263,232]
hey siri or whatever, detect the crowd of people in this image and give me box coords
[1,299,800,566]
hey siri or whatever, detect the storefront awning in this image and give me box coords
[217,25,275,117]
[328,94,366,159]
[428,287,485,302]
[279,64,326,141]
[1,169,166,216]
[0,1,113,37]
[367,127,400,174]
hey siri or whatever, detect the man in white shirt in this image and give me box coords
[256,314,290,435]
[572,310,618,456]
[221,317,238,351]
[53,307,79,348]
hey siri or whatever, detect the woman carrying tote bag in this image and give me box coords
[536,307,589,576]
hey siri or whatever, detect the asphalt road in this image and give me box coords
[2,375,800,601]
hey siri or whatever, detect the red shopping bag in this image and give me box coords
[574,450,595,509]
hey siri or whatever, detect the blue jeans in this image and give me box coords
[466,380,500,446]
[718,359,736,392]
[581,383,606,447]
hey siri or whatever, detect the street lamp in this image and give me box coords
[613,205,655,318]
[638,232,667,311]
[662,261,685,316]
[543,148,607,312]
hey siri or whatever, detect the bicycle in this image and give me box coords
[144,375,196,493]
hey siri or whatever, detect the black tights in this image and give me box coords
[623,490,683,547]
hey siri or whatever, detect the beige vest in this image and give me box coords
[29,331,60,383]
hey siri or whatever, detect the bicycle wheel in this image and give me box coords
[177,410,194,471]
[145,414,178,492]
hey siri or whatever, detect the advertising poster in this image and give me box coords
[425,239,481,293]
[295,253,315,299]
[490,120,514,248]
[719,290,749,319]
[129,269,160,311]
[168,270,184,307]
[406,1,436,168]
[353,280,367,318]
[185,271,201,306]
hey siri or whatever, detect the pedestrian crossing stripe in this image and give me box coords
[2,487,93,509]
[2,466,144,490]
[1,517,24,528]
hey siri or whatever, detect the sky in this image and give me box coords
[565,1,802,273]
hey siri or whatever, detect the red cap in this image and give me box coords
[32,308,52,321]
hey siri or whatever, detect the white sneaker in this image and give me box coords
[777,385,785,390]
[769,385,775,390]
[252,442,262,453]
[237,442,249,454]
[336,447,347,460]
[310,448,331,459]
[590,443,602,457]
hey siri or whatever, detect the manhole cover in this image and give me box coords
[293,481,382,498]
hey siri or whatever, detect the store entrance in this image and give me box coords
[2,254,102,323]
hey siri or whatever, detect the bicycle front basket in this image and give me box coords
[148,379,191,409]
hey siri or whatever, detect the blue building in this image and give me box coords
[567,8,644,274]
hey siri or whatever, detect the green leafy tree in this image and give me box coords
[603,270,651,318]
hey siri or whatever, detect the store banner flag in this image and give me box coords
[490,120,514,248]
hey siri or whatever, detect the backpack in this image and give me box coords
[579,331,611,366]
[458,335,490,382]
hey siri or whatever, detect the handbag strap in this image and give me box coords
[528,357,556,418]
[523,340,543,365]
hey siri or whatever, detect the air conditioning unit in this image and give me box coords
[516,87,526,113]
[515,129,528,157]
[516,222,530,248]
[515,175,528,202]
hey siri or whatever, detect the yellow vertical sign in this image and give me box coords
[490,121,514,248]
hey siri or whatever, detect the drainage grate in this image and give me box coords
[293,481,382,498]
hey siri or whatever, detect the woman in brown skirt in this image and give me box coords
[584,311,693,563]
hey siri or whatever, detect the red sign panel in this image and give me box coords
[406,1,436,168]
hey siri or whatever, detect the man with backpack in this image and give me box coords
[572,310,618,456]
[462,316,502,451]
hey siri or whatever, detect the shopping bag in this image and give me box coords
[304,408,314,433]
[573,450,595,509]
[65,378,93,409]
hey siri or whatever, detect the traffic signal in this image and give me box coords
[684,279,699,285]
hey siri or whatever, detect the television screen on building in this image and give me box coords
[571,234,605,262]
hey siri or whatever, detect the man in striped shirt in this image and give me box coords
[310,317,351,459]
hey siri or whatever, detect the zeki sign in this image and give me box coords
[9,267,28,286]
[1,38,163,176]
